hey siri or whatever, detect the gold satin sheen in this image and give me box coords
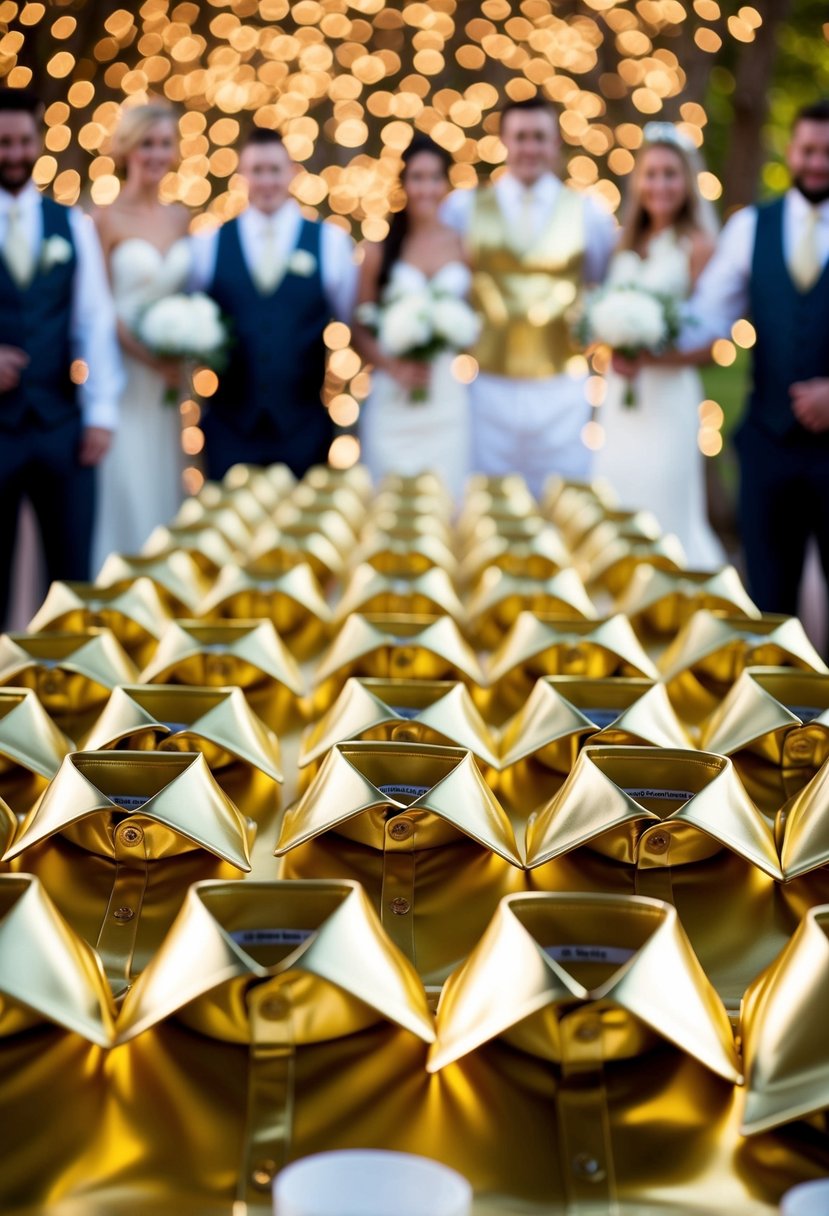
[470,184,585,379]
[0,686,72,815]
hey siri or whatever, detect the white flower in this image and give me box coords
[287,249,317,277]
[138,292,227,359]
[606,250,641,289]
[431,295,481,349]
[40,235,73,272]
[587,287,667,351]
[378,291,434,355]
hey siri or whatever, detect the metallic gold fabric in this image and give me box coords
[247,522,346,583]
[470,184,585,379]
[5,751,253,995]
[351,529,458,579]
[579,531,687,599]
[142,523,241,576]
[140,619,304,731]
[618,565,759,640]
[524,746,790,1013]
[335,564,464,624]
[466,567,597,650]
[94,551,207,616]
[28,578,172,667]
[0,686,72,815]
[197,561,332,659]
[277,742,525,984]
[459,525,571,585]
[311,614,484,715]
[0,628,139,741]
[659,611,828,724]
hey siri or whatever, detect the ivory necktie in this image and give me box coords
[3,202,35,289]
[790,205,822,292]
[254,216,281,293]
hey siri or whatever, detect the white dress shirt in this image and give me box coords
[686,189,829,348]
[441,171,617,287]
[189,199,358,321]
[0,182,123,431]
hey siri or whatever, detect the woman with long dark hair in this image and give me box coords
[352,136,473,499]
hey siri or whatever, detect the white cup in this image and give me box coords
[781,1179,829,1215]
[272,1149,472,1216]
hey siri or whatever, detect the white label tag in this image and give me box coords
[786,705,826,724]
[231,928,313,947]
[582,708,621,729]
[201,642,231,654]
[378,783,429,800]
[623,788,695,802]
[391,706,421,720]
[38,658,61,669]
[161,721,190,733]
[109,795,151,810]
[546,945,636,965]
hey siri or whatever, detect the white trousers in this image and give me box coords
[470,371,592,499]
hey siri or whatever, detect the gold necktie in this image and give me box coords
[790,204,822,292]
[254,216,280,293]
[4,202,34,289]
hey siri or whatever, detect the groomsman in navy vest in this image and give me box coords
[0,89,122,626]
[690,100,829,622]
[190,127,356,480]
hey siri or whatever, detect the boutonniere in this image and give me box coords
[40,234,73,273]
[287,248,317,277]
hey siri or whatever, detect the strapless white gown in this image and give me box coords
[592,230,725,569]
[358,261,473,502]
[91,238,189,572]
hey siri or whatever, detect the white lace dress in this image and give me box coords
[91,238,189,572]
[592,229,726,569]
[358,261,473,502]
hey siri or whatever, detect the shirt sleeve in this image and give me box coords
[68,208,124,432]
[582,195,618,286]
[440,188,475,235]
[188,229,219,293]
[680,206,757,349]
[320,222,359,322]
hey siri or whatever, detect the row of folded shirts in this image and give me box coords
[3,736,829,1006]
[1,605,826,745]
[1,873,827,1212]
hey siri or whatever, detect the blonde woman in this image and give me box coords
[91,102,190,569]
[592,124,725,568]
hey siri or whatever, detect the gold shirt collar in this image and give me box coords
[579,531,686,599]
[94,551,207,615]
[499,676,690,772]
[334,564,464,625]
[142,523,238,577]
[4,750,253,870]
[197,561,332,660]
[351,531,458,579]
[140,620,304,696]
[247,522,346,582]
[741,904,829,1134]
[0,874,114,1045]
[428,891,740,1081]
[81,685,283,784]
[299,678,500,772]
[277,741,522,864]
[617,564,759,638]
[459,525,571,584]
[466,567,597,650]
[116,878,435,1045]
[777,756,829,878]
[487,613,659,686]
[524,745,781,876]
[27,578,172,664]
[702,668,829,764]
[0,686,72,779]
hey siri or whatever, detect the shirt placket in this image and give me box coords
[633,823,675,905]
[556,1005,618,1214]
[242,980,296,1205]
[380,810,417,964]
[96,818,152,995]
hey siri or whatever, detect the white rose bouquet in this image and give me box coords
[357,282,481,403]
[137,292,230,405]
[575,282,682,407]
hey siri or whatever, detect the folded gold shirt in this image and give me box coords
[94,550,208,616]
[616,564,759,641]
[0,686,72,815]
[524,746,791,1013]
[466,567,597,650]
[4,751,253,996]
[28,578,172,668]
[196,561,332,659]
[276,741,525,984]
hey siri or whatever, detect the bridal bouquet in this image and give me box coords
[138,292,229,405]
[357,283,481,403]
[575,276,682,408]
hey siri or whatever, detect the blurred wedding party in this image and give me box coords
[2,2,829,1214]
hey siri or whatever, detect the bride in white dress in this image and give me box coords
[91,103,190,571]
[592,124,726,569]
[353,136,472,501]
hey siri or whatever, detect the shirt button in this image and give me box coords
[391,723,420,743]
[259,995,290,1020]
[207,655,232,680]
[251,1161,277,1190]
[113,906,135,922]
[39,671,64,697]
[118,824,144,847]
[388,818,413,841]
[572,1153,606,1183]
[786,734,814,762]
[575,1015,602,1043]
[646,830,670,854]
[391,646,415,671]
[390,896,411,916]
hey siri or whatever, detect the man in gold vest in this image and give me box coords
[443,98,616,498]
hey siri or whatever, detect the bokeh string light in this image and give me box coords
[0,0,780,469]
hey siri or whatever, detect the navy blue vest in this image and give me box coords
[748,197,829,443]
[207,216,331,444]
[0,197,77,432]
